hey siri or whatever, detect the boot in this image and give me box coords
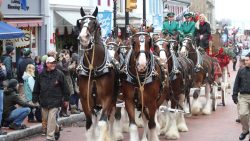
[70,105,80,114]
[60,106,70,117]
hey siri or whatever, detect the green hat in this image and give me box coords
[23,48,32,56]
[184,13,191,18]
[167,12,175,17]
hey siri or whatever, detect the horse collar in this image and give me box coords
[121,50,157,85]
[77,47,114,78]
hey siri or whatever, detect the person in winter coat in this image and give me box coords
[232,53,250,140]
[2,79,37,130]
[33,56,70,141]
[34,56,44,75]
[17,48,34,83]
[194,14,211,53]
[1,45,14,79]
[0,60,7,135]
[23,64,42,122]
[56,50,78,116]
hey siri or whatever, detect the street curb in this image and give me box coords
[0,113,85,141]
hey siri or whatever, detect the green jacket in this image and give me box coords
[179,21,195,37]
[162,20,180,36]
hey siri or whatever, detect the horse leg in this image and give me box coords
[121,107,130,133]
[113,107,124,140]
[177,94,188,132]
[81,99,96,141]
[108,107,116,141]
[155,110,161,136]
[141,111,149,141]
[147,103,160,141]
[164,111,179,140]
[125,99,139,141]
[202,83,212,115]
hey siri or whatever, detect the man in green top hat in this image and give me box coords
[162,12,180,39]
[179,12,196,40]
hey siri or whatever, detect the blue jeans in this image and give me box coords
[0,90,3,126]
[7,107,31,125]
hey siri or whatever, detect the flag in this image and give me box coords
[20,0,27,11]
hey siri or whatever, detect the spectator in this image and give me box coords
[16,48,24,82]
[23,64,42,122]
[17,48,34,83]
[33,57,70,141]
[0,60,7,135]
[232,53,250,140]
[17,48,34,99]
[34,56,44,75]
[1,45,14,79]
[57,50,77,116]
[2,79,36,130]
[194,14,211,54]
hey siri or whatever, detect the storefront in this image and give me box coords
[0,0,45,62]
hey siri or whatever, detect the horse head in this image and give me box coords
[78,7,100,49]
[180,37,194,57]
[130,25,152,73]
[153,34,170,63]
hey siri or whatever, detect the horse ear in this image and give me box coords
[80,7,85,17]
[92,6,98,17]
[129,25,138,34]
[146,24,153,33]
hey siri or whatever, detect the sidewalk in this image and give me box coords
[0,113,85,141]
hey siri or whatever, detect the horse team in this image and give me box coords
[76,7,220,141]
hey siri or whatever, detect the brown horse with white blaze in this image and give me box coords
[120,26,168,141]
[77,7,119,141]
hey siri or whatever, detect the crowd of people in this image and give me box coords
[0,46,81,141]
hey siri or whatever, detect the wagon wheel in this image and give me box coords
[221,67,228,106]
[212,84,218,111]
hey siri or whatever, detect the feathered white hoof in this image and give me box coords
[148,128,160,141]
[129,124,140,141]
[135,110,144,128]
[202,100,212,115]
[97,121,110,141]
[165,113,180,140]
[115,132,124,141]
[141,137,148,141]
[177,113,188,132]
[114,119,124,140]
[191,98,202,115]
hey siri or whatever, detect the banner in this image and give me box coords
[97,11,112,37]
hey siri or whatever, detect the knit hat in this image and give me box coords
[41,55,48,63]
[6,45,14,54]
[167,12,175,17]
[8,79,18,88]
[23,48,32,56]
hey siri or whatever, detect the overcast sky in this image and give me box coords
[215,0,250,21]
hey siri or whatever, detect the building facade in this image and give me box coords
[48,0,114,52]
[189,0,215,31]
[0,0,46,61]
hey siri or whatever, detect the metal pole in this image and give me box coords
[143,0,146,26]
[113,0,117,38]
[125,0,129,38]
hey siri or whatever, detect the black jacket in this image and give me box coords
[17,56,34,83]
[1,54,13,80]
[32,68,70,108]
[0,67,6,89]
[233,67,250,96]
[194,22,211,48]
[2,88,34,120]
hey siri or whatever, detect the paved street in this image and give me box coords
[20,62,244,141]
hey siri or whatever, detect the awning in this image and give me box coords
[55,11,82,26]
[0,21,25,40]
[4,19,43,27]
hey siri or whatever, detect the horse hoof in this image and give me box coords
[115,133,124,141]
[178,124,189,132]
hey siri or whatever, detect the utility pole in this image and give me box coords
[143,0,146,26]
[125,0,129,39]
[113,0,117,38]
